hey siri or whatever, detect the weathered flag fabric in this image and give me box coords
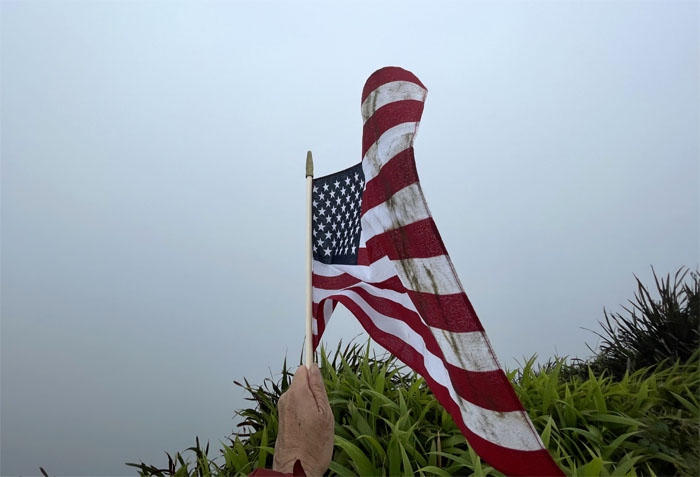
[311,66,563,476]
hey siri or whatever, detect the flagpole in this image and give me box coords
[305,150,314,368]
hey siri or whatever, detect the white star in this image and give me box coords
[324,247,331,256]
[336,214,342,222]
[318,223,325,231]
[340,188,346,196]
[312,244,317,252]
[333,180,340,188]
[331,206,337,214]
[312,229,317,237]
[323,183,329,191]
[350,184,356,192]
[340,222,346,229]
[325,231,332,240]
[313,214,317,222]
[319,192,325,201]
[354,172,359,181]
[351,245,356,253]
[340,204,346,212]
[326,215,332,223]
[318,208,325,216]
[313,186,318,193]
[325,199,331,207]
[345,177,351,185]
[329,190,336,198]
[312,200,318,207]
[354,191,360,200]
[332,240,337,248]
[331,223,337,230]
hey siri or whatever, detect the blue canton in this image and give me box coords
[312,162,364,265]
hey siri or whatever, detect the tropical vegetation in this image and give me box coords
[118,268,698,477]
[39,268,700,477]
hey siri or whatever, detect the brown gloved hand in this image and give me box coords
[273,364,334,476]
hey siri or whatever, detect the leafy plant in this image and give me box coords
[126,341,699,476]
[122,267,700,476]
[587,267,699,379]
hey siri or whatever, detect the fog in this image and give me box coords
[2,1,698,475]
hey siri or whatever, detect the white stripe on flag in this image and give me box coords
[313,255,397,283]
[314,279,418,316]
[362,122,419,182]
[361,183,431,242]
[457,399,545,452]
[431,328,500,372]
[394,255,463,295]
[323,300,333,326]
[358,228,367,249]
[327,288,543,451]
[361,81,427,124]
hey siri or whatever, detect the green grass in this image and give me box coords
[125,342,699,476]
[585,267,698,380]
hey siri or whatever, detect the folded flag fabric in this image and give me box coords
[310,66,563,476]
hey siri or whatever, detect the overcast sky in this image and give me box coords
[2,1,698,475]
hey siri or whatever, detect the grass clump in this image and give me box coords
[586,267,698,379]
[517,352,699,476]
[126,343,699,476]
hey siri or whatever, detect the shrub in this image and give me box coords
[586,267,699,379]
[125,342,699,476]
[121,267,700,476]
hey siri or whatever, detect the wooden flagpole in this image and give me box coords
[305,150,314,368]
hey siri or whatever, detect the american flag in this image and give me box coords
[311,67,563,476]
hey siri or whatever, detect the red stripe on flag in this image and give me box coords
[313,272,405,294]
[446,364,524,412]
[366,218,448,263]
[312,300,326,349]
[313,299,338,348]
[361,67,427,103]
[362,100,425,157]
[407,290,484,332]
[356,247,369,265]
[313,273,362,290]
[361,148,419,213]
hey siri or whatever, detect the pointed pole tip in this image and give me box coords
[306,151,314,177]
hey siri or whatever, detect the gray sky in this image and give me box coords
[1,1,698,475]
